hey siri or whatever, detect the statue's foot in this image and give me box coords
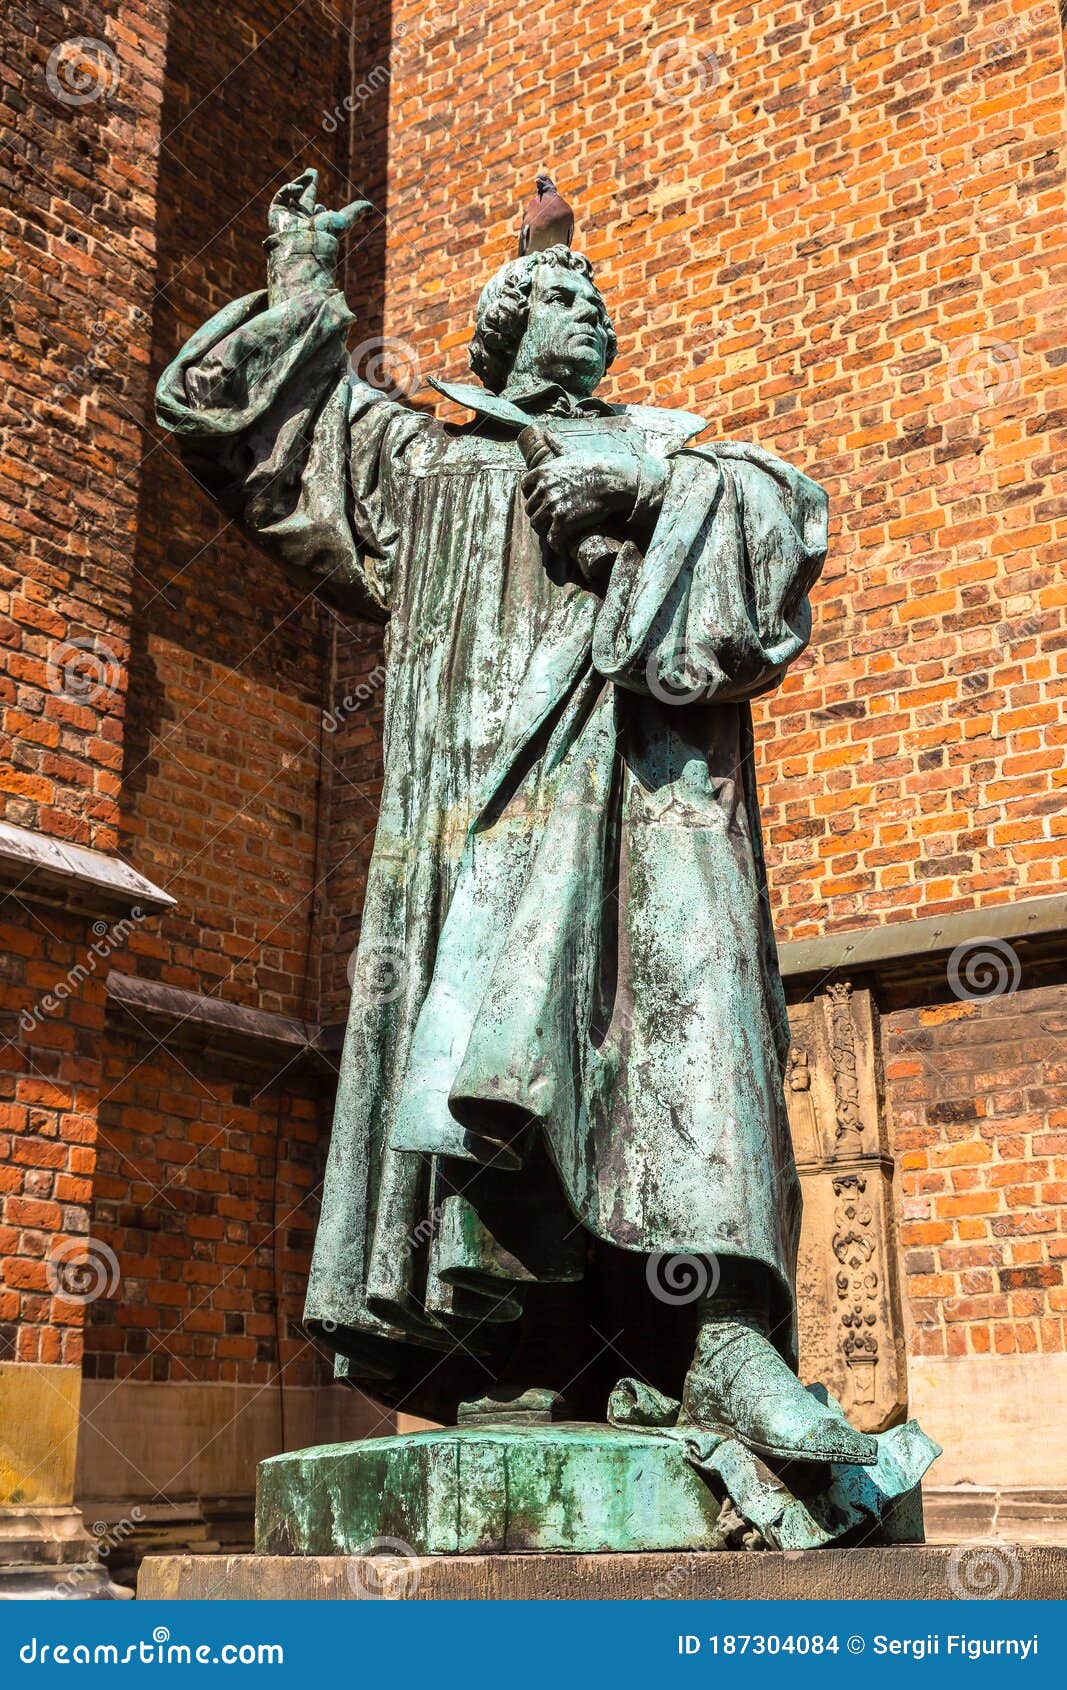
[680,1309,878,1467]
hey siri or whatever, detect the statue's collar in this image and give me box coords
[429,376,621,431]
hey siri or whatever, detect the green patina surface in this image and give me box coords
[256,1425,724,1556]
[256,1417,937,1557]
[159,169,939,1545]
[157,193,827,1411]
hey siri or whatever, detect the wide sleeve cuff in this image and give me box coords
[592,443,828,704]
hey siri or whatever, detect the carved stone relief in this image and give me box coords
[786,983,908,1433]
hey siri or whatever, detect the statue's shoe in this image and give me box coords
[680,1315,879,1467]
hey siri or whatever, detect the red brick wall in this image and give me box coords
[1,3,170,1369]
[0,4,168,852]
[85,1031,325,1385]
[4,0,1067,1401]
[0,903,109,1365]
[0,0,384,1381]
[118,0,359,1019]
[886,977,1067,1359]
[77,0,380,1388]
[319,622,387,1024]
[369,0,1067,943]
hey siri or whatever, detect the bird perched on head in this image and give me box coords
[518,172,574,256]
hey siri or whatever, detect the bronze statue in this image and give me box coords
[158,170,937,1552]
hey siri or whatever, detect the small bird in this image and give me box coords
[518,172,574,256]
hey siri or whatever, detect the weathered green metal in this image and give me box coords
[255,1415,938,1556]
[256,1425,725,1556]
[157,166,936,1511]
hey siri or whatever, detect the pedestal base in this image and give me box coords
[256,1419,937,1557]
[138,1545,1067,1601]
[0,1565,132,1601]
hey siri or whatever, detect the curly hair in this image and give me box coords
[468,246,618,394]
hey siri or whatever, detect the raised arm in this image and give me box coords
[156,169,422,622]
[263,168,370,308]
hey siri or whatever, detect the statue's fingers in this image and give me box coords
[524,479,556,520]
[526,497,551,535]
[271,168,318,211]
[320,199,373,235]
[296,169,319,211]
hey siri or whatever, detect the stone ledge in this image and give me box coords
[138,1545,1067,1601]
[778,892,1067,986]
[924,1488,1067,1548]
[106,972,333,1070]
[0,819,174,920]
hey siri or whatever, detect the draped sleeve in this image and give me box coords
[155,288,428,622]
[591,440,828,701]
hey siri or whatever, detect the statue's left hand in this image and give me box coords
[522,438,666,554]
[265,168,372,305]
[268,168,371,240]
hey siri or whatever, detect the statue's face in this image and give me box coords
[507,264,611,398]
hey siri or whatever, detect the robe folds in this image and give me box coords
[157,286,828,1411]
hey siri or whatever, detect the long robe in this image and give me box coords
[157,285,828,1414]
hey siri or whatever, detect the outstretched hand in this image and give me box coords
[268,168,371,241]
[265,168,372,306]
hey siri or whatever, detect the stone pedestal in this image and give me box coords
[138,1544,1067,1601]
[254,1418,937,1558]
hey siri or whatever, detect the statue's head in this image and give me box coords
[469,246,618,399]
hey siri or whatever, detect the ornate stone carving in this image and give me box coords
[828,979,864,1151]
[832,1169,879,1405]
[786,986,907,1432]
